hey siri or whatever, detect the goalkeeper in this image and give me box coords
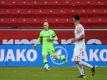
[32,22,66,70]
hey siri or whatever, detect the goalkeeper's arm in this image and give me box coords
[32,36,41,50]
[48,30,58,41]
[48,35,58,41]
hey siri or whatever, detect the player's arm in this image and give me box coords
[32,32,42,50]
[52,31,58,41]
[70,34,85,43]
[32,37,41,50]
[48,30,58,41]
[69,26,85,43]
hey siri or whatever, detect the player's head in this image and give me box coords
[73,15,80,23]
[43,22,49,30]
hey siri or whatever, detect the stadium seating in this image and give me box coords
[0,0,106,29]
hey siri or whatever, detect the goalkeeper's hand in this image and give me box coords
[32,45,36,50]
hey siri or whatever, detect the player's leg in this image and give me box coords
[79,49,95,76]
[42,47,50,70]
[79,61,95,76]
[49,46,67,62]
[75,61,86,78]
[72,46,85,78]
[50,50,65,60]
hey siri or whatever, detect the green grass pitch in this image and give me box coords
[0,67,107,80]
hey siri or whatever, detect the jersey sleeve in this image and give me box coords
[77,26,84,35]
[35,31,42,45]
[51,30,58,41]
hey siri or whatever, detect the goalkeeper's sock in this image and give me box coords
[43,58,48,67]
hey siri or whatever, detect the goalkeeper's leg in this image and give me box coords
[43,55,50,70]
[42,49,50,70]
[50,50,67,63]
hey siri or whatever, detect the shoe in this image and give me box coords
[63,58,67,63]
[62,56,67,63]
[44,66,50,71]
[91,66,95,76]
[77,75,86,78]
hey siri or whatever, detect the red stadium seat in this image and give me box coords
[0,17,106,29]
[0,0,105,9]
[0,0,106,29]
[0,9,106,17]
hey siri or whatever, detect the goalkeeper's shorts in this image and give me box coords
[42,45,56,56]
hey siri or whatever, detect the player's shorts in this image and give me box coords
[72,45,86,61]
[42,45,56,56]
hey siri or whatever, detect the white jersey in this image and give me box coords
[72,24,86,61]
[74,24,85,47]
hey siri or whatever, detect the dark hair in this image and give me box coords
[73,15,80,20]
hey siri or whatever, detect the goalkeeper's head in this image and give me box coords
[43,22,49,30]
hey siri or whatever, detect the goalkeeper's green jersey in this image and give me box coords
[35,29,58,47]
